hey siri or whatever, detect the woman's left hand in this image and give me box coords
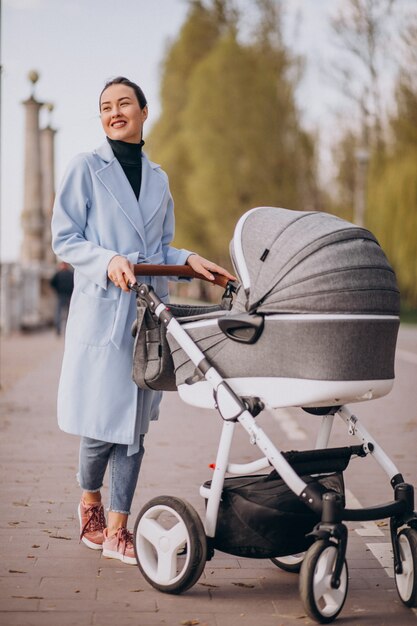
[186,254,236,282]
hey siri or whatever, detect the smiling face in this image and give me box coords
[100,83,148,143]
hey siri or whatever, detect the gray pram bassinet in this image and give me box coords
[134,207,400,409]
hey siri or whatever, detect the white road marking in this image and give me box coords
[397,349,417,365]
[366,542,394,578]
[346,491,399,592]
[271,408,307,441]
[345,490,384,537]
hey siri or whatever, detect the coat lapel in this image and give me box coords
[139,156,167,228]
[94,142,146,248]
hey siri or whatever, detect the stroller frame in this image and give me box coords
[131,280,417,623]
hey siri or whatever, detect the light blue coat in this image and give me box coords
[51,141,191,450]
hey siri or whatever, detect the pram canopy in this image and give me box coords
[230,206,400,315]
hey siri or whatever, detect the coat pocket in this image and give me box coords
[71,291,118,347]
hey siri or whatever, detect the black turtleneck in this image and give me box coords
[107,137,144,199]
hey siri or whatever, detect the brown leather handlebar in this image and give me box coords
[133,264,231,289]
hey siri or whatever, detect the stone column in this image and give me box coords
[19,71,44,329]
[20,71,44,265]
[41,104,57,266]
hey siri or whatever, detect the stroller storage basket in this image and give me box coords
[205,470,345,559]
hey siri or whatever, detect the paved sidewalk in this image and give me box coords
[0,329,416,626]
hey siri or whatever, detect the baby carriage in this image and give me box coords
[130,206,417,623]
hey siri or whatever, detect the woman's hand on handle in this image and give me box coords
[186,254,236,283]
[107,255,137,292]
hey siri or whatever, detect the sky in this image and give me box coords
[0,0,398,262]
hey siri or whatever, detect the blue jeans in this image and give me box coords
[77,435,145,514]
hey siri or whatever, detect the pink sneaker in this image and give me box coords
[102,527,137,565]
[78,499,106,550]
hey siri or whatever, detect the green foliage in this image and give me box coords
[327,3,417,308]
[365,16,417,309]
[182,33,300,263]
[147,0,318,266]
[367,149,417,308]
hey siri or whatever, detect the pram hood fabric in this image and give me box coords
[230,207,400,315]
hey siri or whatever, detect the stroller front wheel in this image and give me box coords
[395,527,417,607]
[299,540,348,623]
[134,495,207,594]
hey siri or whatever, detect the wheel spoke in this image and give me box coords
[396,531,416,603]
[167,519,189,551]
[308,544,347,618]
[314,547,336,598]
[156,548,178,583]
[139,516,164,548]
[400,560,413,593]
[323,584,346,610]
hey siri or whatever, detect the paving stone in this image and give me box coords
[92,611,218,626]
[0,612,93,626]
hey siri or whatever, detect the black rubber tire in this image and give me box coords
[299,540,348,624]
[133,495,207,594]
[395,527,417,607]
[270,553,304,574]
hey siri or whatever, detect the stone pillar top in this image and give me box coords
[22,70,43,106]
[28,69,40,89]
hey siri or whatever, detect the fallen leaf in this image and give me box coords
[12,595,43,600]
[13,502,29,507]
[31,545,40,548]
[198,582,218,588]
[232,582,255,588]
[130,589,144,593]
[9,570,27,574]
[181,621,200,625]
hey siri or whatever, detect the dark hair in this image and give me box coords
[99,76,148,110]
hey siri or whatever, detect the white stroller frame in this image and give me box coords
[131,279,417,624]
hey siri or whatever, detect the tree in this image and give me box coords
[327,0,398,228]
[147,0,238,252]
[181,31,315,263]
[148,0,319,265]
[330,0,396,149]
[366,12,417,307]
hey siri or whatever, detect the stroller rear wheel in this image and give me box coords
[299,540,348,623]
[395,527,417,607]
[134,495,207,594]
[270,553,305,573]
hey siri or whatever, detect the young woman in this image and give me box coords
[51,76,234,564]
